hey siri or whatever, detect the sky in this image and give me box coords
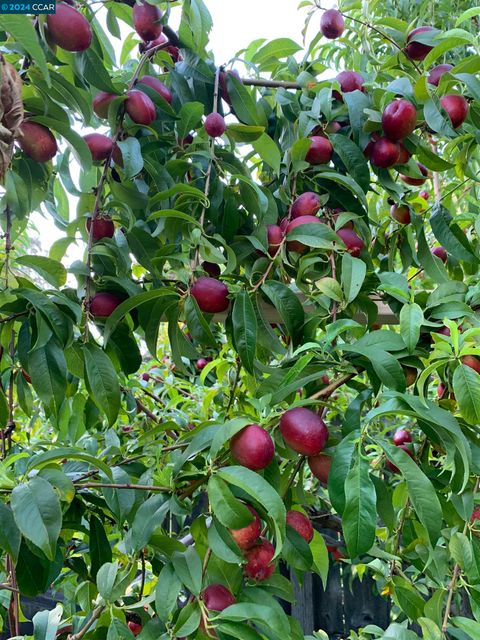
[30,0,332,264]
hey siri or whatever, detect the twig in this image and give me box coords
[0,311,28,324]
[68,605,105,640]
[74,482,172,492]
[139,551,146,600]
[282,457,305,498]
[242,78,301,89]
[0,583,19,594]
[226,360,241,415]
[309,372,357,400]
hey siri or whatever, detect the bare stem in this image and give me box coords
[3,206,12,289]
[309,371,357,400]
[68,605,105,640]
[74,482,172,492]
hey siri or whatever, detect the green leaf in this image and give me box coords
[310,529,329,588]
[341,253,366,304]
[392,576,425,621]
[227,124,265,142]
[261,281,304,346]
[130,494,169,553]
[453,364,480,425]
[177,101,204,139]
[217,466,286,555]
[251,38,302,65]
[83,343,120,426]
[208,476,255,529]
[342,345,406,392]
[155,563,182,622]
[232,291,257,374]
[29,342,67,417]
[452,616,480,639]
[415,224,449,283]
[330,134,370,192]
[178,0,212,57]
[11,477,62,561]
[380,441,443,544]
[449,532,473,572]
[424,98,457,137]
[173,601,201,636]
[316,277,343,302]
[316,171,368,214]
[106,619,135,640]
[147,208,201,227]
[286,221,338,250]
[149,183,208,208]
[184,294,217,347]
[172,547,202,596]
[89,514,112,579]
[16,255,67,288]
[210,417,252,459]
[0,15,50,84]
[343,455,376,558]
[227,74,265,126]
[252,134,281,174]
[430,204,477,263]
[328,431,358,514]
[32,604,63,640]
[0,503,21,564]
[400,303,424,354]
[96,561,119,602]
[218,603,289,638]
[28,447,113,479]
[116,138,144,179]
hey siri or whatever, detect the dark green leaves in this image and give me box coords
[232,291,257,374]
[177,101,204,139]
[330,134,370,192]
[400,303,423,353]
[208,476,255,528]
[155,564,182,622]
[341,253,366,304]
[0,503,21,563]
[261,281,304,346]
[29,341,67,417]
[83,343,120,426]
[172,547,202,596]
[342,455,376,558]
[430,204,477,263]
[0,15,50,83]
[11,477,62,560]
[178,0,213,57]
[381,441,443,544]
[453,364,480,425]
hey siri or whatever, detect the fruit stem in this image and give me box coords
[309,371,357,400]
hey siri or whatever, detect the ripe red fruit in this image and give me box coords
[390,204,411,224]
[90,292,123,318]
[326,121,342,133]
[279,407,328,456]
[290,192,321,219]
[385,444,414,473]
[127,622,142,637]
[419,190,429,200]
[404,366,417,387]
[320,9,345,39]
[201,584,236,612]
[335,71,364,94]
[431,246,447,262]
[244,539,276,581]
[230,424,275,471]
[86,216,115,241]
[93,92,117,119]
[141,372,150,382]
[286,215,322,254]
[138,76,173,104]
[202,261,221,278]
[437,326,451,336]
[306,136,333,165]
[18,122,57,163]
[125,90,156,125]
[308,454,332,484]
[336,228,364,257]
[195,358,209,371]
[229,505,261,550]
[286,510,314,543]
[393,429,413,446]
[382,99,417,142]
[321,374,330,385]
[84,133,113,162]
[267,224,284,257]
[190,276,229,313]
[400,163,429,186]
[440,94,469,129]
[204,113,226,138]
[133,0,163,42]
[370,137,400,168]
[461,355,480,374]
[397,143,411,164]
[428,64,453,86]
[139,32,167,52]
[46,3,92,52]
[405,26,436,61]
[437,382,447,399]
[471,506,480,524]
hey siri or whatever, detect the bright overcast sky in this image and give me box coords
[30,0,332,262]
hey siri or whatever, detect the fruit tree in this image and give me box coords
[0,0,480,638]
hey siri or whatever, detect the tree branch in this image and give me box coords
[68,605,105,640]
[309,371,357,400]
[3,205,12,289]
[74,482,172,492]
